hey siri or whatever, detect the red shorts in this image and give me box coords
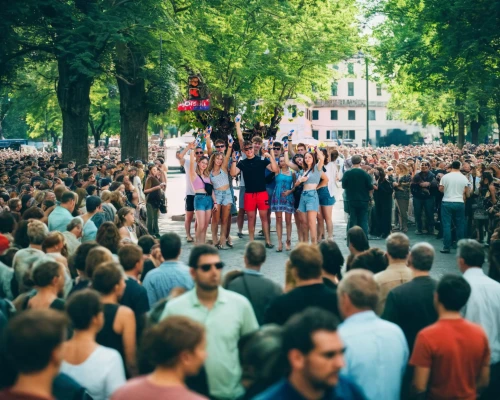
[244,191,269,212]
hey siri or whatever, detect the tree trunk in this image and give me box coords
[57,57,91,164]
[115,44,149,161]
[471,119,480,145]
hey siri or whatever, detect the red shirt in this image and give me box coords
[410,318,490,400]
[111,377,207,400]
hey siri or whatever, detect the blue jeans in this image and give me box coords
[413,197,434,232]
[441,201,465,250]
[348,201,369,237]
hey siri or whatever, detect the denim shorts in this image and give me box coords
[194,194,213,211]
[215,188,233,206]
[298,190,320,213]
[317,187,336,206]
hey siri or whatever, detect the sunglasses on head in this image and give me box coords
[198,262,224,272]
[215,145,225,148]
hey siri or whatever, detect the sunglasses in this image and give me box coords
[198,262,224,272]
[244,147,253,151]
[273,147,281,150]
[195,151,204,155]
[215,145,225,149]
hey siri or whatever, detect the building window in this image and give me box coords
[333,64,339,70]
[348,110,356,121]
[312,110,319,120]
[347,63,354,74]
[376,129,381,137]
[376,84,382,96]
[291,105,297,118]
[368,110,376,120]
[348,82,354,97]
[386,111,393,120]
[348,130,355,139]
[331,82,338,96]
[330,110,338,120]
[326,130,331,139]
[312,130,319,140]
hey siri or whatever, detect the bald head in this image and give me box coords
[408,243,434,271]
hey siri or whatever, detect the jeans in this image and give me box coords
[298,190,320,213]
[194,194,213,211]
[146,203,159,236]
[395,198,410,231]
[441,201,465,250]
[413,197,434,232]
[348,201,369,237]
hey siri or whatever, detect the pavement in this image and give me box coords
[159,171,463,287]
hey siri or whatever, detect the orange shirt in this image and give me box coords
[410,318,490,400]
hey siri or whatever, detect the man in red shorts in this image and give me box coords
[231,140,278,247]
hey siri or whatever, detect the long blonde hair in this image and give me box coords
[196,156,210,177]
[208,152,224,173]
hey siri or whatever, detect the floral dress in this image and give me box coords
[271,170,295,214]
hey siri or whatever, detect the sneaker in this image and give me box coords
[258,230,264,236]
[440,249,451,254]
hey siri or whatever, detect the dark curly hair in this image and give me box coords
[96,222,121,254]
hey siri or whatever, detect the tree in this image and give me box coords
[174,0,359,141]
[372,0,500,147]
[89,80,120,147]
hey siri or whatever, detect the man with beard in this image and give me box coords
[160,245,258,400]
[254,308,366,400]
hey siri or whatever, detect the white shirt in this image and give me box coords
[132,176,145,202]
[462,268,500,364]
[440,171,469,202]
[325,162,339,197]
[183,158,195,196]
[60,345,126,400]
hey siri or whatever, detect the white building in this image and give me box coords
[279,60,440,146]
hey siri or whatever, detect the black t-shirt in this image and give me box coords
[140,259,156,283]
[237,157,271,193]
[342,167,373,203]
[120,277,150,338]
[264,283,339,325]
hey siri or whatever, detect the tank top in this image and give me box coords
[192,174,211,191]
[96,304,125,367]
[304,165,321,185]
[210,169,230,189]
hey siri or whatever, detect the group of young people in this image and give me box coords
[177,121,341,251]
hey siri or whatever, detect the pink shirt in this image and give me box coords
[111,377,207,400]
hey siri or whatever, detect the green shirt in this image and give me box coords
[160,287,259,400]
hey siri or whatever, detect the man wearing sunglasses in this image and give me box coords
[231,140,279,248]
[161,244,258,400]
[177,144,205,242]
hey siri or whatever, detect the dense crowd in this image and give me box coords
[0,133,500,400]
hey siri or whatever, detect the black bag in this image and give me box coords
[197,173,213,196]
[159,194,167,214]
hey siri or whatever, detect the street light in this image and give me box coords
[352,51,370,147]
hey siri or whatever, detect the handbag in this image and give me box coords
[197,173,213,196]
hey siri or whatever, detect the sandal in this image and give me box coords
[276,242,283,252]
[237,232,243,238]
[226,240,234,248]
[286,240,291,251]
[186,236,194,243]
[265,243,274,249]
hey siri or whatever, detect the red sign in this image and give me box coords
[177,99,211,112]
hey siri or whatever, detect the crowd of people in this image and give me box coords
[0,132,500,399]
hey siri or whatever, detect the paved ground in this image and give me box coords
[159,171,463,287]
